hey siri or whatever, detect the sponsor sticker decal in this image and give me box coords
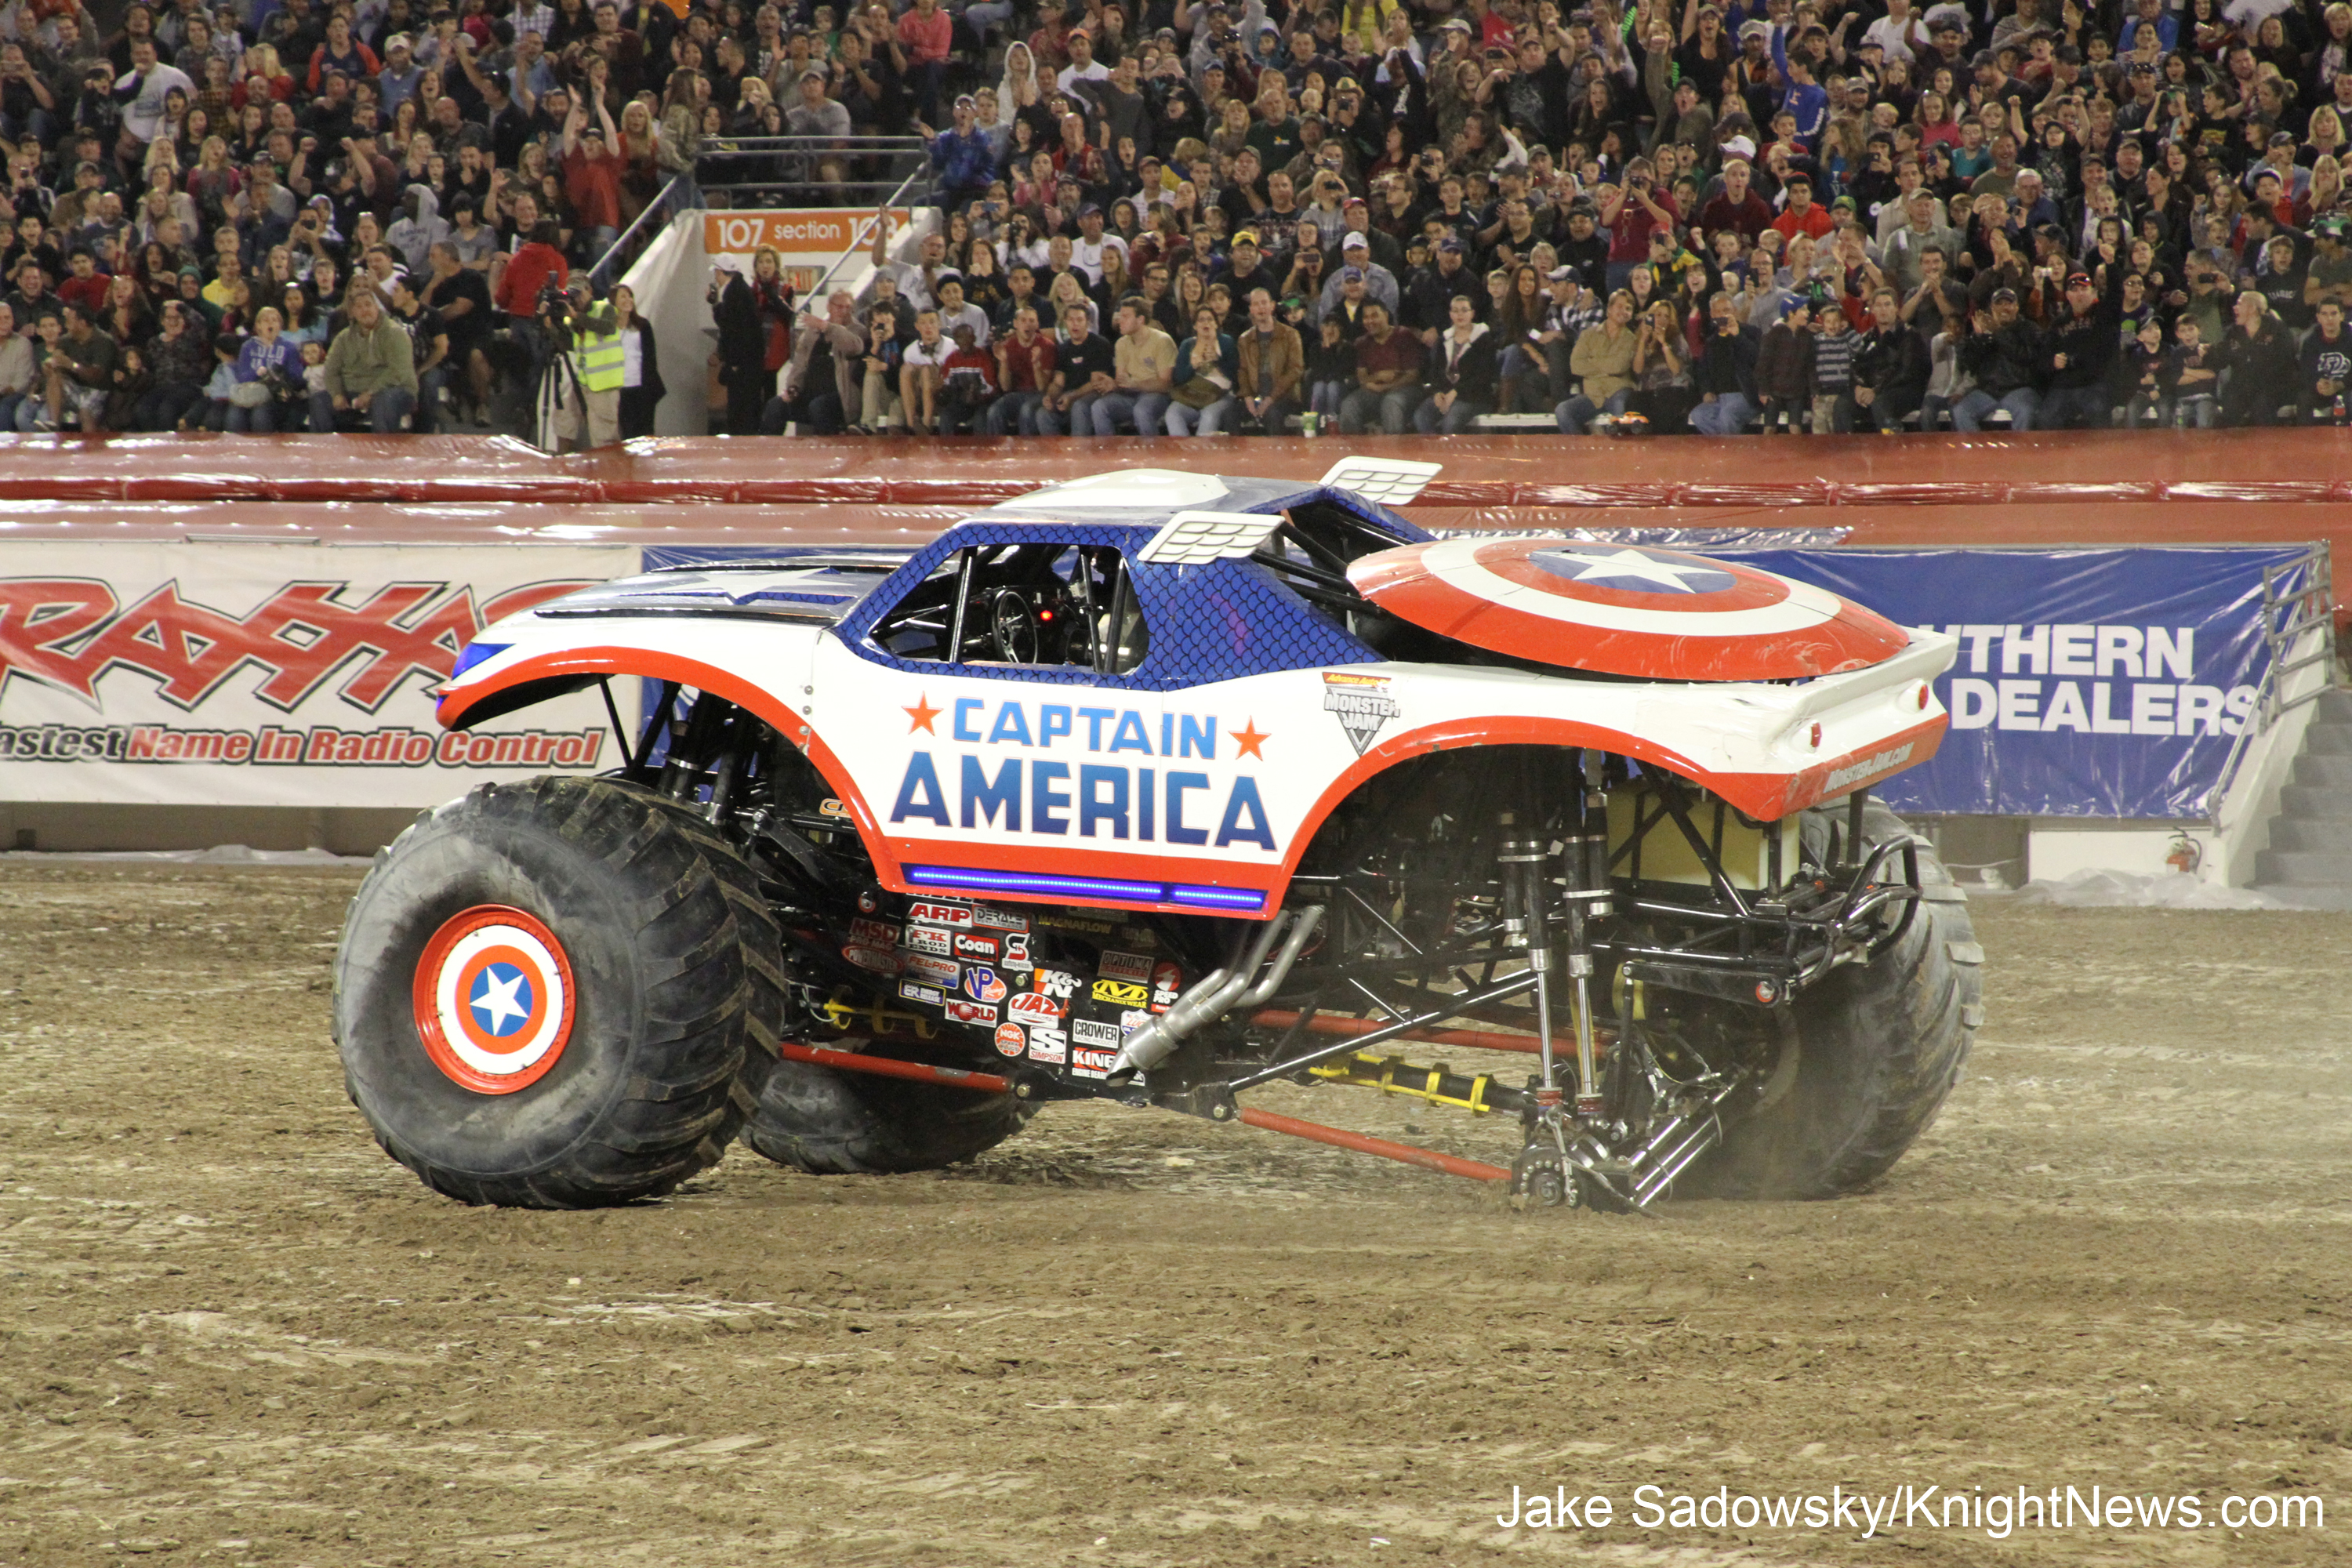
[840,943,900,975]
[1071,1018,1123,1048]
[1323,670,1402,757]
[849,916,899,948]
[972,904,1031,932]
[1001,932,1033,967]
[902,953,959,986]
[1149,960,1182,1014]
[1025,1025,1068,1065]
[1092,978,1149,1007]
[993,1022,1025,1058]
[897,981,942,1007]
[1008,990,1065,1024]
[907,900,975,928]
[902,926,953,957]
[954,933,1000,960]
[963,966,1008,1004]
[946,998,1000,1025]
[1033,968,1080,1001]
[1098,949,1154,983]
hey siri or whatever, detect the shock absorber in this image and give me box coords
[1558,750,1612,1117]
[1495,808,1555,1109]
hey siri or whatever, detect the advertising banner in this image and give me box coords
[0,543,637,807]
[1728,546,2314,820]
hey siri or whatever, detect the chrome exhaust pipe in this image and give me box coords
[1109,906,1323,1078]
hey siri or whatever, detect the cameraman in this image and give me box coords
[543,274,623,449]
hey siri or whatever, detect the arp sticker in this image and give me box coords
[1025,1026,1068,1065]
[1092,978,1149,1007]
[1149,960,1182,1013]
[993,1022,1025,1058]
[906,900,975,928]
[849,916,899,948]
[902,926,953,958]
[963,967,1008,1004]
[1001,933,1033,967]
[896,981,942,1007]
[1008,991,1065,1024]
[902,953,959,986]
[1033,968,1079,1001]
[946,998,1000,1025]
[1098,949,1154,984]
[841,944,901,975]
[973,904,1031,932]
[954,933,999,960]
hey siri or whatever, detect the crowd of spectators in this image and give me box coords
[0,0,678,437]
[735,0,2352,437]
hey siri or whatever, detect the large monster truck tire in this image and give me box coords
[334,776,781,1209]
[736,1046,1029,1174]
[1677,799,1981,1201]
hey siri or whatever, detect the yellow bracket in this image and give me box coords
[818,986,936,1040]
[1308,1052,1501,1114]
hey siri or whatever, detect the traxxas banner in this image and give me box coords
[1726,546,2313,820]
[0,543,637,807]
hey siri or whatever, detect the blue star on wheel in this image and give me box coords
[470,964,533,1035]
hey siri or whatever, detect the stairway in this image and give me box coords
[2253,689,2352,908]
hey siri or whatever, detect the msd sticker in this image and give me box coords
[849,916,898,948]
[946,998,999,1025]
[902,926,953,958]
[963,967,1008,1004]
[1098,950,1154,983]
[1025,1025,1068,1065]
[993,1022,1025,1058]
[906,900,974,928]
[902,953,959,986]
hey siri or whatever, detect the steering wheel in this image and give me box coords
[989,587,1042,664]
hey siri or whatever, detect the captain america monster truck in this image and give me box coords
[334,459,1980,1210]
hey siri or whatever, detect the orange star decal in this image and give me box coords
[1232,720,1269,760]
[904,694,942,733]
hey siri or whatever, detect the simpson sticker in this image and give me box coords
[906,900,975,928]
[963,966,1008,1004]
[946,998,1000,1025]
[1008,990,1065,1024]
[1323,670,1401,756]
[1098,949,1154,984]
[954,933,1000,960]
[841,944,900,975]
[902,953,959,986]
[901,926,953,957]
[849,916,898,948]
[1025,1026,1068,1065]
[993,1022,1025,1058]
[972,904,1031,932]
[1092,978,1149,1007]
[896,981,942,1007]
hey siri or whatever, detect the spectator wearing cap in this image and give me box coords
[785,68,852,191]
[1233,285,1301,434]
[1216,229,1281,305]
[2309,219,2352,310]
[1339,298,1422,435]
[1752,293,1816,432]
[2039,264,2124,428]
[1414,293,1496,434]
[870,215,954,313]
[1317,233,1399,320]
[1090,296,1174,434]
[1404,235,1475,347]
[1071,205,1127,287]
[1690,288,1762,434]
[313,285,416,432]
[933,274,990,348]
[1555,287,1639,434]
[1951,286,2045,430]
[114,37,194,162]
[929,95,993,212]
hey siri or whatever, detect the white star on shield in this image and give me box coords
[470,965,532,1035]
[1538,547,1729,593]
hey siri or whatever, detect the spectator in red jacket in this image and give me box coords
[561,96,626,259]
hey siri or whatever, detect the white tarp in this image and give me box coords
[0,542,637,807]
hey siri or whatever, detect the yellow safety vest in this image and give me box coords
[575,326,626,392]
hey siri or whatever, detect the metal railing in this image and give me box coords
[2209,543,2337,831]
[588,171,688,289]
[695,134,930,207]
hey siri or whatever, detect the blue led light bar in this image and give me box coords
[906,865,1268,913]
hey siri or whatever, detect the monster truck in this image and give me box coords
[334,459,1981,1210]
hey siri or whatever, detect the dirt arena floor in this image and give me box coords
[2,862,2347,1568]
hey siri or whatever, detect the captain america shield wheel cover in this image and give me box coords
[412,906,579,1094]
[1348,539,1909,681]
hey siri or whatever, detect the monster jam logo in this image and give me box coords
[1322,671,1399,757]
[0,578,589,712]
